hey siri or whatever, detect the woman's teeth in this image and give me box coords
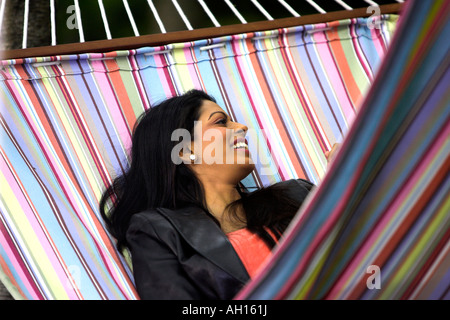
[233,142,248,149]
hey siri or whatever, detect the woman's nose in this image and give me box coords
[234,122,248,134]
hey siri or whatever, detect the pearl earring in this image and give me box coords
[189,154,196,162]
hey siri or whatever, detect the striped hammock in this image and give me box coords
[0,14,396,299]
[0,2,440,299]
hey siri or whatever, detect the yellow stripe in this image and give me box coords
[379,197,449,299]
[0,167,69,299]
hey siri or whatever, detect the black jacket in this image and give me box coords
[126,179,313,300]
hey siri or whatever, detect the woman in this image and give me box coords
[100,89,314,299]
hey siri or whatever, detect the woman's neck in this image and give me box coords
[201,179,246,233]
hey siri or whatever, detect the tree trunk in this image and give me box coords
[0,280,13,300]
[2,0,50,50]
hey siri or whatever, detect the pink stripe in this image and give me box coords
[4,83,95,299]
[350,24,374,82]
[370,27,388,59]
[183,48,203,89]
[327,126,449,299]
[90,61,131,144]
[0,151,80,299]
[262,107,394,297]
[129,56,151,110]
[0,220,40,299]
[232,42,287,180]
[154,54,177,97]
[238,45,389,297]
[313,33,356,124]
[7,82,80,216]
[282,39,331,151]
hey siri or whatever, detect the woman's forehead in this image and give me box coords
[199,100,227,118]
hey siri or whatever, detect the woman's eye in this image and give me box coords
[215,118,227,125]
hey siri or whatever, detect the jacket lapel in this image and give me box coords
[157,207,249,284]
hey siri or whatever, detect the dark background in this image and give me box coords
[1,0,398,50]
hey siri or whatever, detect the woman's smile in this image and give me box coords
[232,137,249,150]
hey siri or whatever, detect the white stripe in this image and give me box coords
[306,27,333,34]
[409,241,450,299]
[0,0,7,35]
[252,34,278,41]
[89,57,115,61]
[123,0,139,36]
[172,0,193,30]
[50,0,56,45]
[197,0,221,27]
[74,0,85,42]
[144,49,172,56]
[224,0,247,24]
[199,43,226,51]
[279,36,331,153]
[278,0,300,17]
[22,0,29,49]
[334,0,353,11]
[263,40,319,178]
[251,0,273,20]
[31,61,61,68]
[0,200,50,299]
[0,147,84,300]
[306,0,326,14]
[98,0,112,40]
[146,0,166,33]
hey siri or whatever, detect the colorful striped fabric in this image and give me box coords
[236,0,450,300]
[0,15,397,299]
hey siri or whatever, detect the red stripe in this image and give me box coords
[401,227,450,299]
[231,36,285,181]
[281,33,328,154]
[4,76,108,299]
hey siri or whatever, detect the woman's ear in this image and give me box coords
[171,128,196,164]
[178,146,192,164]
[178,140,199,164]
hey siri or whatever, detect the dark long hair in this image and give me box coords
[100,89,310,251]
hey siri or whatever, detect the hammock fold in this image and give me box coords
[236,0,450,300]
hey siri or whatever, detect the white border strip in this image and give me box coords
[123,0,140,36]
[334,0,353,11]
[251,0,274,20]
[74,0,85,42]
[98,0,112,40]
[0,0,6,35]
[306,0,326,14]
[147,0,166,34]
[50,0,56,45]
[224,0,247,24]
[172,0,193,30]
[22,0,29,49]
[198,0,221,27]
[278,0,300,17]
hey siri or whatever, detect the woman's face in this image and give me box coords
[187,100,255,183]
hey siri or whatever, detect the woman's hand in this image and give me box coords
[325,143,341,163]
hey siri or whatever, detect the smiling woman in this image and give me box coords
[99,89,314,299]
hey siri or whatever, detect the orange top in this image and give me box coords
[227,228,275,278]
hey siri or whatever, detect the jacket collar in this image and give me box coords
[156,206,249,284]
